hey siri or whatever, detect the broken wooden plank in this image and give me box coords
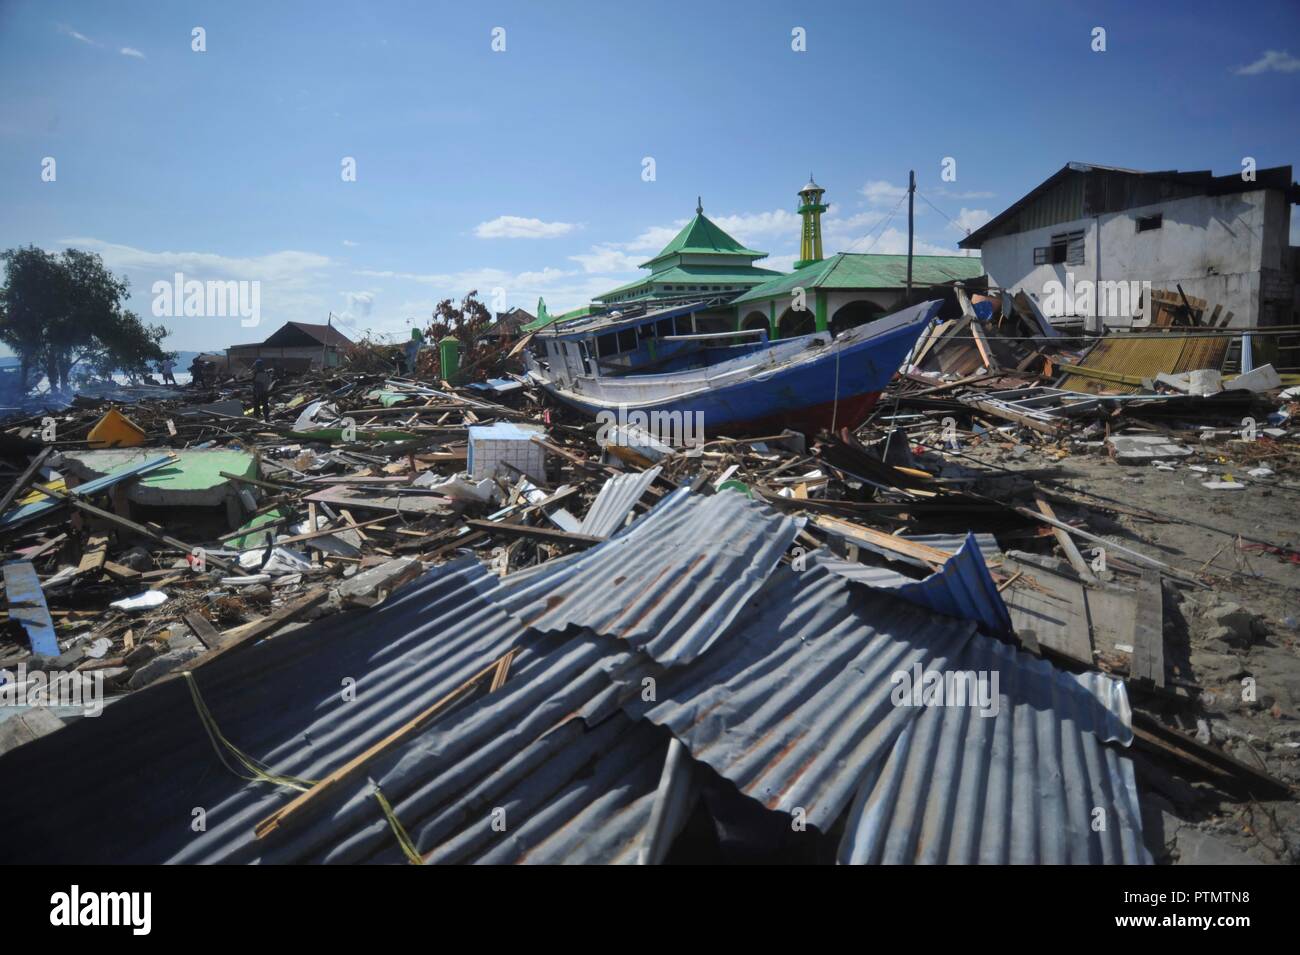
[177,588,329,670]
[75,535,109,576]
[1034,493,1098,583]
[1131,711,1290,798]
[183,612,222,650]
[1129,570,1165,688]
[811,514,950,568]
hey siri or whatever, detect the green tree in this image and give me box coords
[0,246,172,392]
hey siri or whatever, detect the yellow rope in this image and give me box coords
[183,671,315,791]
[182,670,421,862]
[369,781,424,865]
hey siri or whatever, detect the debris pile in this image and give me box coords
[0,318,1297,865]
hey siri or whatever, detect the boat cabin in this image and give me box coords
[530,301,778,389]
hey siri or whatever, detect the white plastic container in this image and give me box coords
[467,422,549,483]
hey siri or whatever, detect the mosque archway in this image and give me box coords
[740,311,771,340]
[776,307,815,339]
[830,299,887,336]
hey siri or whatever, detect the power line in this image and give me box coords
[844,192,908,255]
[913,188,971,237]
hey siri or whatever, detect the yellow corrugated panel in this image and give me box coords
[1059,335,1230,394]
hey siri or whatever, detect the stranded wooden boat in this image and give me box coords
[524,299,942,436]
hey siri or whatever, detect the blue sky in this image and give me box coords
[1,0,1297,352]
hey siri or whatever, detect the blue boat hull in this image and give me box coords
[544,301,940,436]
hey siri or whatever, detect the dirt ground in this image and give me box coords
[943,431,1300,863]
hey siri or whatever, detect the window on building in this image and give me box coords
[1033,230,1085,266]
[1136,213,1163,233]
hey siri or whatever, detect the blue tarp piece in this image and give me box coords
[2,561,59,656]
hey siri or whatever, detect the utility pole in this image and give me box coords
[906,169,915,304]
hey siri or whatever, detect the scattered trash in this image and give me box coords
[0,297,1295,867]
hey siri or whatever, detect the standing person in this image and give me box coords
[404,327,424,376]
[252,359,272,419]
[159,357,177,385]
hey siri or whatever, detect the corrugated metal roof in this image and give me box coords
[498,488,800,665]
[838,634,1148,864]
[578,466,662,538]
[1059,334,1230,394]
[819,533,1011,636]
[882,532,1013,636]
[625,560,979,831]
[0,558,683,865]
[622,556,1146,864]
[734,253,984,304]
[0,491,1150,866]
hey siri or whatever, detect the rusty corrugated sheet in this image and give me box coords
[625,561,978,831]
[838,635,1148,864]
[1060,334,1230,394]
[578,466,661,538]
[499,487,800,665]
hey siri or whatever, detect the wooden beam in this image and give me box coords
[1129,570,1165,687]
[463,519,605,547]
[183,612,222,650]
[0,447,52,519]
[1034,493,1098,583]
[1131,712,1290,798]
[180,588,329,668]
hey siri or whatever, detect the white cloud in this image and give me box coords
[58,25,100,46]
[759,253,799,273]
[59,238,335,345]
[63,238,332,284]
[120,47,146,59]
[950,208,991,235]
[1234,50,1300,75]
[569,246,641,273]
[620,222,687,255]
[708,209,801,245]
[861,180,908,206]
[474,216,577,239]
[933,187,995,200]
[341,239,359,247]
[341,290,375,320]
[841,228,963,257]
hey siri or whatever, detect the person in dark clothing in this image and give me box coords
[252,359,272,418]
